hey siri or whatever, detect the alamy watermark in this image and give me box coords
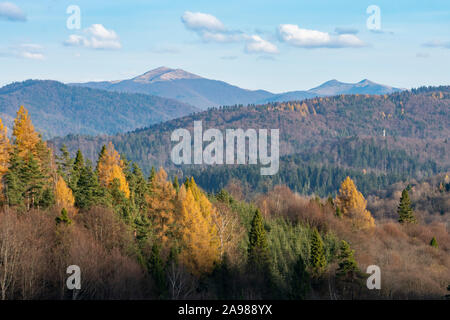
[366,5,381,31]
[366,265,381,289]
[171,121,279,175]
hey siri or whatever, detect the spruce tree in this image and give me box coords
[398,188,416,224]
[336,240,360,279]
[247,209,269,271]
[148,243,167,298]
[309,228,326,276]
[4,152,24,207]
[290,255,310,299]
[56,145,73,183]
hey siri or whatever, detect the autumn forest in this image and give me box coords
[0,102,449,300]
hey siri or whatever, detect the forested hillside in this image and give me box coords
[50,87,450,191]
[0,80,198,138]
[1,106,448,300]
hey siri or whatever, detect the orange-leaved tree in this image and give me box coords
[147,167,176,247]
[335,176,375,229]
[55,175,75,210]
[178,184,220,275]
[97,142,130,198]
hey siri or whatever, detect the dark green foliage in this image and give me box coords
[247,209,270,271]
[398,188,416,224]
[74,163,109,209]
[289,255,310,300]
[336,240,365,299]
[4,150,51,210]
[430,237,438,248]
[336,241,360,279]
[147,244,167,299]
[215,189,234,205]
[55,208,72,225]
[309,229,326,276]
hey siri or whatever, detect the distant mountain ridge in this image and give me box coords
[72,67,404,109]
[50,86,450,176]
[0,80,198,139]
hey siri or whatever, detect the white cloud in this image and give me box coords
[64,24,122,50]
[181,11,277,54]
[181,11,225,32]
[244,35,278,54]
[278,24,365,48]
[0,2,26,21]
[7,43,45,60]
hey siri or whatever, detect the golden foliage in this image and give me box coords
[12,106,40,158]
[335,176,375,229]
[0,118,11,196]
[147,167,176,246]
[55,175,75,209]
[178,185,220,275]
[97,142,130,198]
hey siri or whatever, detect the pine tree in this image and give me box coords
[430,237,438,248]
[247,209,270,271]
[398,188,416,224]
[335,176,375,229]
[309,228,326,276]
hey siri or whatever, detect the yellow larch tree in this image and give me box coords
[97,142,130,198]
[0,118,11,195]
[55,175,75,209]
[178,185,220,275]
[335,176,375,229]
[147,167,177,247]
[12,106,41,158]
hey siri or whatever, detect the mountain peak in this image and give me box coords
[132,67,203,83]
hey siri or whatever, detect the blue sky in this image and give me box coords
[0,0,449,92]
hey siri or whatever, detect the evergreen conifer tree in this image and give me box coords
[398,188,416,224]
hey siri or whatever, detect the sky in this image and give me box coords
[0,0,449,92]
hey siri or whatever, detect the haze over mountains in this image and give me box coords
[0,80,198,138]
[72,67,404,109]
[0,67,404,139]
